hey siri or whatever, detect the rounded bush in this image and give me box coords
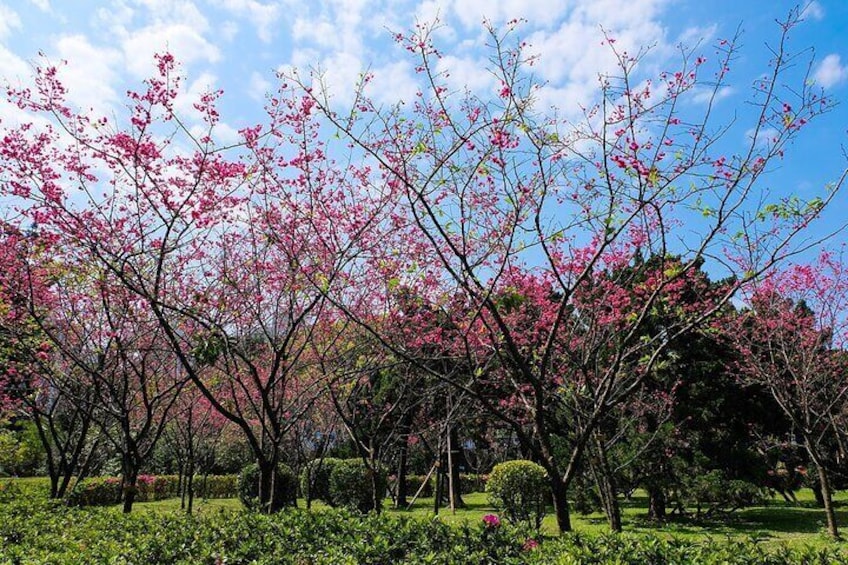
[238,462,297,511]
[300,457,343,504]
[328,458,387,513]
[485,460,549,529]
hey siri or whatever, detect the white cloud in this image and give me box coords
[248,71,271,101]
[450,0,569,29]
[0,3,22,39]
[220,21,239,41]
[436,54,495,94]
[691,85,734,105]
[174,71,219,116]
[120,22,221,79]
[27,0,50,11]
[214,0,281,43]
[53,35,122,115]
[0,45,35,126]
[814,54,848,89]
[292,17,338,48]
[746,126,779,148]
[801,1,825,21]
[676,23,717,49]
[366,60,420,105]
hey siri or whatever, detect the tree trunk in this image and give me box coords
[257,458,277,513]
[396,443,409,508]
[448,427,466,509]
[433,460,443,515]
[186,466,195,514]
[49,473,60,500]
[122,466,138,514]
[815,461,840,539]
[550,476,572,533]
[590,433,622,532]
[647,486,666,522]
[369,453,383,514]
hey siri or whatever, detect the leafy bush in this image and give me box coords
[238,462,297,511]
[392,473,434,498]
[486,460,549,529]
[300,457,343,504]
[678,470,765,517]
[65,477,122,507]
[2,493,848,564]
[329,458,387,513]
[133,474,180,501]
[193,474,238,499]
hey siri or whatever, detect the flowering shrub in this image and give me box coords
[483,513,501,528]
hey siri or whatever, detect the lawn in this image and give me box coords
[131,489,848,548]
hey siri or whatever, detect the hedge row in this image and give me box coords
[1,495,846,564]
[299,458,387,513]
[389,472,487,498]
[65,474,238,506]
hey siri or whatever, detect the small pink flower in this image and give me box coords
[482,514,501,528]
[523,538,540,551]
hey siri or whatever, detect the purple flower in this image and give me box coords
[482,514,501,528]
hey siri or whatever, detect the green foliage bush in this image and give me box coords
[63,474,238,506]
[329,458,387,513]
[486,460,549,529]
[238,462,297,511]
[678,470,765,516]
[300,457,343,504]
[65,476,122,507]
[193,473,238,499]
[2,493,847,564]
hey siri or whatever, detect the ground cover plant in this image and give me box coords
[2,490,848,564]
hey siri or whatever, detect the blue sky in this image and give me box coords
[1,0,846,247]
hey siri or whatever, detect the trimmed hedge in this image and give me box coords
[390,473,487,500]
[329,459,387,513]
[193,474,238,499]
[238,463,297,511]
[300,457,343,504]
[65,474,238,506]
[65,477,122,507]
[486,460,549,530]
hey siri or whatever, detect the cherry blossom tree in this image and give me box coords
[293,12,846,532]
[729,252,848,539]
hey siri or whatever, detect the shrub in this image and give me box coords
[238,462,297,511]
[300,457,343,504]
[392,473,435,499]
[134,474,181,502]
[678,470,765,516]
[65,477,122,507]
[485,460,549,530]
[328,458,387,513]
[194,474,238,499]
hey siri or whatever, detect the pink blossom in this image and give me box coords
[482,513,501,528]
